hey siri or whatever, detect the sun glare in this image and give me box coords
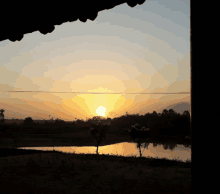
[96,106,106,117]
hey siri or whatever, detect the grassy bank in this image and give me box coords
[0,148,191,194]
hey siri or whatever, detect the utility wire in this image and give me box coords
[0,90,190,94]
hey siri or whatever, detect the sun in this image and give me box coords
[96,106,106,117]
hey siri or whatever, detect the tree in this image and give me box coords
[0,109,5,124]
[152,111,158,116]
[23,117,34,125]
[128,124,140,140]
[75,119,85,127]
[128,124,150,141]
[162,109,168,116]
[183,110,190,116]
[128,123,150,158]
[135,140,149,158]
[88,123,109,155]
[168,109,176,115]
[54,118,65,125]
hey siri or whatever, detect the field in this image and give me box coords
[0,148,191,194]
[0,129,191,194]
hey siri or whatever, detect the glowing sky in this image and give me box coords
[0,0,190,120]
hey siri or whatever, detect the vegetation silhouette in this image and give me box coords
[128,123,150,158]
[0,109,190,144]
[88,122,109,154]
[23,117,34,126]
[0,109,5,124]
[0,109,191,193]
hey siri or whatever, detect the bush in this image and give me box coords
[23,117,34,125]
[129,124,150,140]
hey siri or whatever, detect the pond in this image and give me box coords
[18,142,191,162]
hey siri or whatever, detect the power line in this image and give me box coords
[0,90,190,94]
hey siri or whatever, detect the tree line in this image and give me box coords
[0,108,190,139]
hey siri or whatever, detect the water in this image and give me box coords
[18,142,191,162]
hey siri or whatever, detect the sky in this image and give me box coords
[0,0,190,121]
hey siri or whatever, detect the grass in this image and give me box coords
[0,130,191,194]
[0,148,191,194]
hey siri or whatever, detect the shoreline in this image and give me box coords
[0,134,191,148]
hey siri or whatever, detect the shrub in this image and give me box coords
[23,117,33,125]
[129,124,150,140]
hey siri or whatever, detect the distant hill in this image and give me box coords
[158,102,190,114]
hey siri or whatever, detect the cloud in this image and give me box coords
[1,95,83,120]
[0,66,20,87]
[167,80,190,93]
[147,72,169,92]
[20,58,52,79]
[177,52,190,81]
[13,75,41,91]
[0,83,14,91]
[32,77,60,92]
[0,83,14,98]
[157,63,179,85]
[134,73,152,91]
[0,66,43,91]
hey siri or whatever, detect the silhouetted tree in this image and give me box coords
[128,123,150,158]
[162,109,168,116]
[75,119,85,127]
[54,118,65,125]
[183,110,190,116]
[23,117,33,125]
[106,117,111,125]
[88,123,109,155]
[168,109,176,115]
[162,143,176,151]
[128,124,150,141]
[0,109,5,124]
[135,140,149,158]
[152,111,157,116]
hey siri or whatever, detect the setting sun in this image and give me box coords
[96,106,106,117]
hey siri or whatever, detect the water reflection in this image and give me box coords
[18,142,191,162]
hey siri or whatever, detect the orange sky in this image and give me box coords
[0,0,190,120]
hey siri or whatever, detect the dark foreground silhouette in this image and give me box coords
[0,124,191,193]
[0,148,191,194]
[0,110,191,194]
